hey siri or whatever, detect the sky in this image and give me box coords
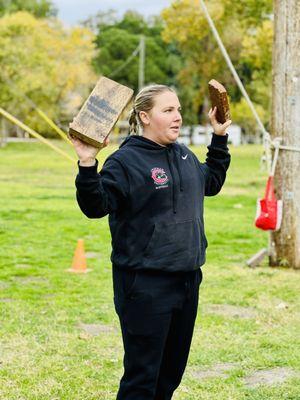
[53,0,172,26]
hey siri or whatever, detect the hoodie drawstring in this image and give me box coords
[166,148,176,214]
[166,146,184,214]
[173,150,184,192]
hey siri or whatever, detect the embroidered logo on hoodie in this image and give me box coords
[151,167,169,189]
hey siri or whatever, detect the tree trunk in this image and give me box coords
[270,0,300,268]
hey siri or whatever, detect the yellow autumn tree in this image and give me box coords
[240,19,273,109]
[161,0,273,131]
[161,0,244,124]
[0,12,96,136]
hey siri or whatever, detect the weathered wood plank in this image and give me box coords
[246,248,268,268]
[208,79,231,124]
[69,77,133,147]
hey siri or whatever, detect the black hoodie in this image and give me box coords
[75,133,230,272]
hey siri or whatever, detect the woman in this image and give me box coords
[70,84,231,400]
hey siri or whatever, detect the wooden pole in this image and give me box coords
[139,35,145,91]
[270,0,300,268]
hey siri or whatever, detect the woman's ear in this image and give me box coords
[139,111,150,126]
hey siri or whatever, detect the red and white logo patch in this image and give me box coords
[151,167,169,186]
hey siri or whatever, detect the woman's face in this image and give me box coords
[140,91,183,146]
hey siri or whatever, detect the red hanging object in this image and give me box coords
[255,176,283,231]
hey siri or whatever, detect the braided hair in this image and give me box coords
[128,84,175,134]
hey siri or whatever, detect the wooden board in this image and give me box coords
[246,248,267,268]
[69,76,134,148]
[208,79,231,124]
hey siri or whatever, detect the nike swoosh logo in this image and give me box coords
[182,154,188,160]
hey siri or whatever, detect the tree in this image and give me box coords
[0,12,96,136]
[270,0,300,269]
[0,0,57,18]
[240,20,273,118]
[161,0,273,129]
[92,11,182,96]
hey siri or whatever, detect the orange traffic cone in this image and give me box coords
[68,239,91,273]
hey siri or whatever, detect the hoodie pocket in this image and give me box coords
[143,218,206,270]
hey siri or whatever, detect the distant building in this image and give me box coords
[226,124,242,146]
[178,124,242,146]
[114,121,243,146]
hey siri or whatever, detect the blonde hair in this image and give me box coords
[128,84,175,134]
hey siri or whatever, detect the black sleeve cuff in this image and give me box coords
[211,133,229,147]
[77,159,99,176]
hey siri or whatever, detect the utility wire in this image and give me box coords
[108,44,140,79]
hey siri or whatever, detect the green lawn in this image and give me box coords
[0,140,299,399]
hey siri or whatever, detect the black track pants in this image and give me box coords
[112,265,203,400]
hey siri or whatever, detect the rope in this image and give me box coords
[0,107,76,163]
[0,72,71,145]
[270,138,281,177]
[35,108,71,145]
[199,0,272,173]
[267,135,300,153]
[265,135,300,177]
[199,0,300,175]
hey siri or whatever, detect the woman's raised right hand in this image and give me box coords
[69,134,109,166]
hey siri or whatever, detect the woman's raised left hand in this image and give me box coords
[208,106,232,136]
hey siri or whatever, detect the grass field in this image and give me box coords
[0,140,299,400]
